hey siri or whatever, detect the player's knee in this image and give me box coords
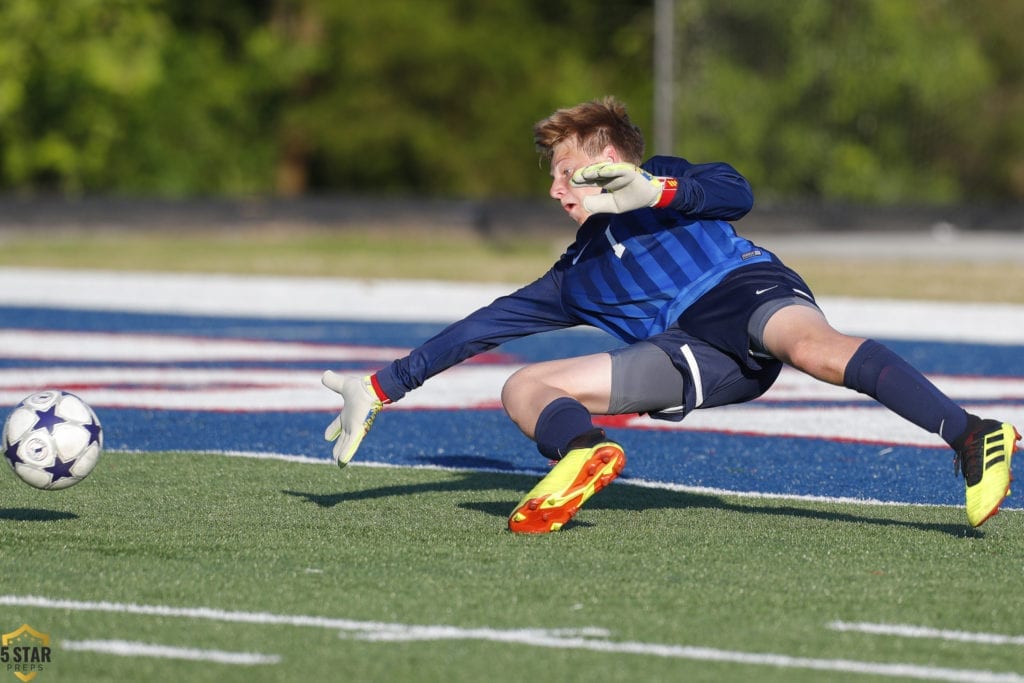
[784,334,861,385]
[781,336,819,372]
[501,366,533,416]
[501,367,553,437]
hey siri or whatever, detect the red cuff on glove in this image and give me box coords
[653,178,679,209]
[369,374,392,404]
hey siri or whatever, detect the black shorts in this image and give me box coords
[608,260,819,421]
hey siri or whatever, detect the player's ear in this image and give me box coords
[601,144,619,163]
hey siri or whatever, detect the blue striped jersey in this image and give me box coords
[375,155,775,402]
[558,210,771,342]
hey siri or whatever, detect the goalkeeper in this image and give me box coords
[323,96,1018,533]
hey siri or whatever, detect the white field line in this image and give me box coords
[115,448,1024,513]
[829,621,1024,646]
[2,596,1021,682]
[0,328,410,362]
[2,268,1024,345]
[355,627,1024,683]
[60,639,280,665]
[0,594,607,640]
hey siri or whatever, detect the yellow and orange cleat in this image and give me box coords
[508,441,626,534]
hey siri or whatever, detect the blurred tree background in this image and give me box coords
[0,0,1021,204]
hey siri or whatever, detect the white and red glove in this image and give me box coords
[571,162,679,214]
[321,372,389,467]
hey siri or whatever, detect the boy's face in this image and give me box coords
[548,140,616,225]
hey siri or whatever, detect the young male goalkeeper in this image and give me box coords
[322,96,1019,533]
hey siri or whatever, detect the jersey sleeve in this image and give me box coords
[374,268,577,402]
[643,155,754,221]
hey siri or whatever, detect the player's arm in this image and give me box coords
[572,156,753,221]
[372,268,573,402]
[666,157,754,220]
[322,269,576,466]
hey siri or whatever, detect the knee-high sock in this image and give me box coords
[843,339,968,447]
[533,397,603,460]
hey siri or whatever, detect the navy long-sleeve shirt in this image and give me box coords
[375,156,772,402]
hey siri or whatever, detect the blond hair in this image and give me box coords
[533,96,645,165]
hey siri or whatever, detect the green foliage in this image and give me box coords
[0,0,168,193]
[0,0,1021,201]
[674,0,996,202]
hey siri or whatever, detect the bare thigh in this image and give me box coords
[500,353,613,438]
[761,304,865,385]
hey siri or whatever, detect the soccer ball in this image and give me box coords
[3,390,103,490]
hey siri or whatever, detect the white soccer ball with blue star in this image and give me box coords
[3,389,103,490]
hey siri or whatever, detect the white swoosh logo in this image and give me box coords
[755,286,779,295]
[571,239,591,265]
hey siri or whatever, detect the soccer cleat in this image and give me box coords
[954,420,1020,527]
[508,441,625,534]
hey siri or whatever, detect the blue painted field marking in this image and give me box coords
[0,270,1021,510]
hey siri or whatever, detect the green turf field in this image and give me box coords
[2,452,1022,682]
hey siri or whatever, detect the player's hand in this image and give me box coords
[321,371,384,467]
[571,162,678,214]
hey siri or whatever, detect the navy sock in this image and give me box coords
[843,339,967,447]
[534,397,602,459]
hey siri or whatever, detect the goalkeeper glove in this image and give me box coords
[322,371,388,467]
[571,162,679,214]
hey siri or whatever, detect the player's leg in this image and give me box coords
[502,335,778,533]
[761,303,975,441]
[757,304,864,386]
[500,353,612,447]
[501,346,690,451]
[501,352,625,533]
[760,303,1020,526]
[503,343,695,533]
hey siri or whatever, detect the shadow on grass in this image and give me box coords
[0,508,79,522]
[600,488,981,538]
[281,457,982,539]
[461,488,980,538]
[283,467,517,509]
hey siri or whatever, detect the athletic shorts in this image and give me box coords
[608,260,820,421]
